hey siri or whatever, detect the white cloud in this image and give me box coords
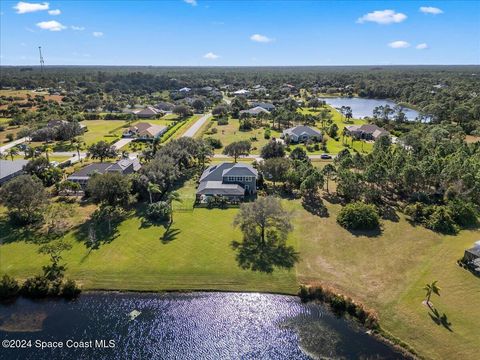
[388,40,411,48]
[250,34,274,43]
[71,25,85,31]
[184,0,197,6]
[92,31,104,37]
[48,9,60,15]
[36,20,66,31]
[203,52,219,59]
[357,9,407,24]
[14,2,49,14]
[416,43,429,49]
[420,6,443,15]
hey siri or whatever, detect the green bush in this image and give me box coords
[62,279,81,299]
[425,206,458,234]
[264,129,271,139]
[217,118,229,125]
[21,275,50,298]
[205,137,223,149]
[0,274,20,300]
[447,200,478,227]
[145,201,170,222]
[337,202,379,230]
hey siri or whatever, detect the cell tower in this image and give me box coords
[38,46,45,72]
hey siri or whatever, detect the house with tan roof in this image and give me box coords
[123,122,167,139]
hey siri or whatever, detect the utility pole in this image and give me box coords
[38,46,45,72]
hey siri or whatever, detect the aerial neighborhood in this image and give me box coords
[0,66,479,360]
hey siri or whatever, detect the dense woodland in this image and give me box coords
[1,65,479,134]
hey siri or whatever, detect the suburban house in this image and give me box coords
[282,125,323,143]
[156,101,175,112]
[196,162,258,202]
[132,106,164,118]
[462,241,480,275]
[251,102,275,111]
[233,89,250,96]
[67,158,141,189]
[0,159,28,185]
[345,124,389,141]
[239,106,270,117]
[123,122,167,139]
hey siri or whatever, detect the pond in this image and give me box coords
[0,292,407,359]
[322,97,422,121]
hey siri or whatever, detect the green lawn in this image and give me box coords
[80,120,127,145]
[0,181,296,294]
[298,106,373,154]
[204,118,281,154]
[293,200,480,360]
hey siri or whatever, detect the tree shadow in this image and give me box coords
[378,204,400,222]
[322,193,342,205]
[428,307,453,332]
[231,237,298,274]
[73,217,120,250]
[302,193,329,217]
[347,227,383,238]
[161,226,180,244]
[0,217,50,245]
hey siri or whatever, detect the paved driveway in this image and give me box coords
[182,113,212,138]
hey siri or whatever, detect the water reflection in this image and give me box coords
[0,292,406,359]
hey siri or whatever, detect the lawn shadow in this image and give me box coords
[0,217,50,245]
[347,227,383,238]
[73,217,121,250]
[379,204,400,222]
[231,238,298,274]
[428,307,453,332]
[161,226,180,244]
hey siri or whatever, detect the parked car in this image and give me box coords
[320,154,332,159]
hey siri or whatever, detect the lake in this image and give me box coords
[0,292,407,359]
[322,97,421,121]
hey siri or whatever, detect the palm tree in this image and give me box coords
[147,182,161,204]
[424,280,441,307]
[73,138,85,163]
[166,191,182,225]
[44,145,53,162]
[7,147,18,161]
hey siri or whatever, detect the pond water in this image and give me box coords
[0,292,407,359]
[322,97,421,121]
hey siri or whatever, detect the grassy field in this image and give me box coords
[0,180,297,294]
[293,200,480,360]
[299,106,374,154]
[80,120,127,145]
[204,118,281,154]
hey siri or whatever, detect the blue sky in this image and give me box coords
[1,1,479,65]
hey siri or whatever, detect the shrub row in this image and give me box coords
[0,274,81,301]
[299,284,379,330]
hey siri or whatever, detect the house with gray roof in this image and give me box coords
[282,125,322,143]
[345,124,389,141]
[0,159,28,185]
[251,102,275,111]
[196,162,258,202]
[239,106,270,117]
[67,158,141,189]
[123,122,167,139]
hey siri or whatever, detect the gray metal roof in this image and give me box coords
[197,181,245,196]
[0,159,28,180]
[68,163,112,180]
[283,125,322,138]
[200,162,257,182]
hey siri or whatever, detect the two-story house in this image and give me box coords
[196,162,258,202]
